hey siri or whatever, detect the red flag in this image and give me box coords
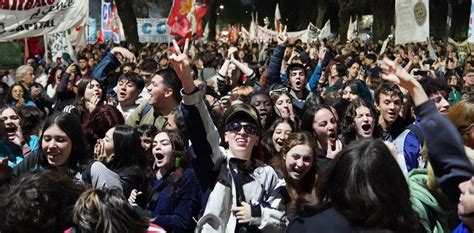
[96,29,104,44]
[168,0,193,41]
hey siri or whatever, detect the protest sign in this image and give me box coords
[395,0,429,44]
[304,23,320,43]
[101,0,124,43]
[86,18,98,44]
[49,31,77,65]
[0,0,88,41]
[257,26,307,42]
[469,0,474,42]
[319,20,331,40]
[137,18,171,43]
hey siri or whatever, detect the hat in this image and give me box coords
[222,103,262,135]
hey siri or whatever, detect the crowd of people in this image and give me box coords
[0,29,473,233]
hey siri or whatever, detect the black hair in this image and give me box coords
[317,139,420,232]
[110,125,147,171]
[139,59,158,73]
[341,98,382,143]
[118,72,145,91]
[155,68,183,103]
[374,81,404,105]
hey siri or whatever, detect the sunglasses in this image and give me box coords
[226,121,259,136]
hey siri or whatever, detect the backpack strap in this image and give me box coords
[145,173,173,212]
[406,124,425,148]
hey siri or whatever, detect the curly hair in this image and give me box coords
[341,98,382,144]
[0,171,85,233]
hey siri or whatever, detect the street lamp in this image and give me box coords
[219,4,224,9]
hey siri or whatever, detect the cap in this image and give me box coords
[222,103,261,134]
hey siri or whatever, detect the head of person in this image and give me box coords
[83,105,124,152]
[30,82,44,98]
[269,85,294,120]
[147,68,182,109]
[78,56,89,71]
[326,61,346,78]
[47,67,63,86]
[151,129,191,177]
[101,125,146,170]
[374,82,404,125]
[16,65,34,87]
[72,188,149,233]
[346,59,362,78]
[6,83,30,103]
[342,98,381,142]
[139,59,158,84]
[121,62,136,74]
[265,118,298,153]
[419,77,450,114]
[463,68,474,87]
[286,63,307,93]
[75,78,105,108]
[19,105,45,136]
[0,107,23,143]
[40,112,87,172]
[0,171,85,233]
[219,104,262,159]
[249,91,274,128]
[365,53,377,66]
[447,97,474,149]
[278,131,317,184]
[447,72,462,90]
[137,124,158,152]
[116,72,145,106]
[301,104,338,149]
[316,139,420,231]
[341,79,373,102]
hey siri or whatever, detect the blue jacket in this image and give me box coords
[92,51,121,97]
[415,101,473,204]
[150,168,201,233]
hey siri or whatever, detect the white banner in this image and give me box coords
[257,26,307,43]
[0,0,89,41]
[49,31,77,65]
[319,20,331,40]
[304,23,320,43]
[137,18,171,43]
[469,0,474,42]
[395,0,429,45]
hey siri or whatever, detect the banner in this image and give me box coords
[137,18,171,43]
[101,0,124,44]
[256,26,307,43]
[86,18,98,44]
[0,0,89,41]
[70,25,86,48]
[306,23,319,42]
[347,16,358,41]
[395,0,429,44]
[319,20,331,40]
[49,31,77,65]
[469,0,474,42]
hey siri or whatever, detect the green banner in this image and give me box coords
[0,42,23,70]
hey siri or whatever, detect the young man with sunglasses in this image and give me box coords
[171,39,286,233]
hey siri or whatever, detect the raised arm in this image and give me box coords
[380,57,473,204]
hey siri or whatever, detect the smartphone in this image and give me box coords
[414,70,428,76]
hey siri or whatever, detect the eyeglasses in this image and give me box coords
[269,87,289,96]
[226,121,259,136]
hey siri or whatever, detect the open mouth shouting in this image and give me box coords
[4,124,17,141]
[359,122,373,137]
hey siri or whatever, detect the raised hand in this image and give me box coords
[327,139,342,159]
[169,39,195,94]
[277,25,288,46]
[379,57,428,106]
[111,47,136,64]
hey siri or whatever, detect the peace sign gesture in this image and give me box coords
[277,25,288,46]
[169,38,195,94]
